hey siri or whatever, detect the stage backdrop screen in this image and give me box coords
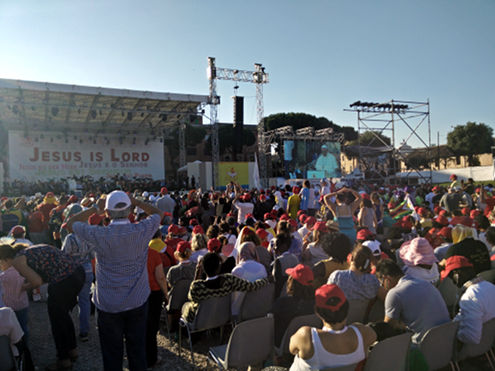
[283,140,341,179]
[217,162,249,188]
[8,131,164,180]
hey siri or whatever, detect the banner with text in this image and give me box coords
[8,131,164,180]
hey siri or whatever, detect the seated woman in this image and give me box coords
[231,241,268,316]
[302,222,330,267]
[289,284,376,370]
[327,244,386,302]
[181,252,269,323]
[272,264,315,348]
[190,233,209,264]
[312,233,352,287]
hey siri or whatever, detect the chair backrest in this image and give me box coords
[363,332,412,371]
[276,314,323,356]
[192,294,231,332]
[437,276,460,309]
[0,335,16,371]
[347,299,369,324]
[167,279,192,311]
[238,283,275,322]
[419,321,459,371]
[457,317,495,360]
[224,316,274,368]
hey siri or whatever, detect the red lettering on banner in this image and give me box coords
[42,151,50,161]
[28,147,83,162]
[96,152,103,161]
[110,149,150,162]
[111,149,118,162]
[53,152,60,162]
[29,147,39,161]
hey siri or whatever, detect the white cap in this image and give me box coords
[362,240,381,256]
[105,190,131,211]
[142,191,149,198]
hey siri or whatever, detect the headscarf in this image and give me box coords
[239,241,259,262]
[451,224,474,244]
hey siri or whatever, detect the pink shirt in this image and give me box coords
[0,266,29,311]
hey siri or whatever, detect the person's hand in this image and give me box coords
[96,196,106,212]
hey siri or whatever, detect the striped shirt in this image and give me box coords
[73,214,160,313]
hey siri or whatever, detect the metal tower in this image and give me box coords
[207,57,269,189]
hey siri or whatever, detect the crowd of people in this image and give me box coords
[0,173,495,370]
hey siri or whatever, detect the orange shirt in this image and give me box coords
[147,249,163,292]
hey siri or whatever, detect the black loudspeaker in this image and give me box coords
[233,96,244,157]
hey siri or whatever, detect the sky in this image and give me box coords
[0,0,494,147]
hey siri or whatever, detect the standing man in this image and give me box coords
[156,187,176,221]
[66,191,162,371]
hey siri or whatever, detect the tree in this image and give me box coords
[447,122,494,166]
[263,112,357,141]
[349,131,391,147]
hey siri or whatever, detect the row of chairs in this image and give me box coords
[175,283,276,366]
[209,316,495,371]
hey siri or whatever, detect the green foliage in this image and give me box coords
[349,131,391,147]
[263,112,357,141]
[447,122,494,166]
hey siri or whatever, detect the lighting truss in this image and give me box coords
[207,57,269,188]
[345,99,432,184]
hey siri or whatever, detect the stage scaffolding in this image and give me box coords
[344,99,432,184]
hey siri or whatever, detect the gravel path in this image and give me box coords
[28,300,220,370]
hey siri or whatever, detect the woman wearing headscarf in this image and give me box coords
[398,237,439,285]
[443,224,491,274]
[230,241,268,316]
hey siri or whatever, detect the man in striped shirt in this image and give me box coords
[67,190,162,371]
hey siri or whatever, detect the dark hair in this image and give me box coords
[321,233,352,263]
[351,244,374,273]
[375,259,404,279]
[315,299,349,324]
[486,226,495,246]
[206,224,220,239]
[475,215,490,230]
[202,252,221,277]
[0,244,16,260]
[152,229,162,239]
[361,198,373,208]
[286,276,315,300]
[240,228,261,246]
[275,234,292,255]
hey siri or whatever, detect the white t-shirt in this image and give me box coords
[231,260,267,315]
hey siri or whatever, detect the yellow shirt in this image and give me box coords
[149,238,166,253]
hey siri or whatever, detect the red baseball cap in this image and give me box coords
[256,228,268,239]
[264,212,272,220]
[470,209,481,218]
[305,216,316,227]
[312,221,329,233]
[437,226,452,240]
[286,264,314,286]
[434,215,449,226]
[192,225,204,235]
[168,224,180,235]
[356,228,374,241]
[176,241,191,254]
[207,238,221,253]
[315,284,347,311]
[461,207,470,216]
[160,187,168,194]
[280,214,290,221]
[297,210,306,217]
[441,255,473,280]
[189,218,198,226]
